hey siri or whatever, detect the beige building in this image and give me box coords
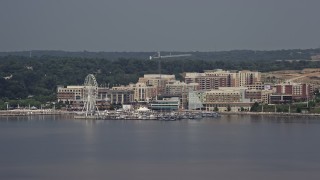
[57,86,134,110]
[189,87,255,112]
[184,72,203,84]
[97,88,134,105]
[184,69,261,90]
[245,89,273,104]
[165,81,199,96]
[111,84,135,91]
[110,74,176,103]
[237,70,261,87]
[133,82,157,102]
[203,88,252,112]
[138,74,176,94]
[57,85,84,103]
[164,81,199,109]
[244,82,271,90]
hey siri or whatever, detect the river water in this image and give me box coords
[0,115,320,180]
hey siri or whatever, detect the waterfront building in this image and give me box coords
[138,74,175,85]
[269,94,293,104]
[188,87,253,112]
[149,97,180,111]
[188,91,206,110]
[245,89,273,104]
[274,82,314,101]
[165,81,199,96]
[204,69,238,87]
[184,69,261,90]
[244,82,272,90]
[197,75,229,90]
[57,86,134,110]
[138,74,175,94]
[133,82,157,102]
[184,72,203,84]
[57,85,84,103]
[203,88,253,112]
[184,70,234,90]
[237,70,261,87]
[57,70,267,111]
[111,84,135,91]
[98,88,134,105]
[164,81,199,109]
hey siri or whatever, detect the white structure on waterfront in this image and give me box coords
[188,91,204,110]
[82,74,99,116]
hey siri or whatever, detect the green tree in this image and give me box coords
[250,102,259,112]
[308,101,316,108]
[296,107,302,113]
[227,105,231,111]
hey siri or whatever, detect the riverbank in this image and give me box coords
[0,109,72,116]
[220,111,320,117]
[1,109,320,118]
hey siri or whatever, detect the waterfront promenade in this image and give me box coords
[0,109,71,116]
[220,111,320,117]
[1,109,320,118]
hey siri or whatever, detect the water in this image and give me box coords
[1,115,320,180]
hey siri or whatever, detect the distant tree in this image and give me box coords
[227,105,231,112]
[296,107,302,113]
[250,102,259,112]
[308,101,316,108]
[214,106,219,112]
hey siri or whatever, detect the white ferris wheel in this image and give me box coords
[82,74,99,116]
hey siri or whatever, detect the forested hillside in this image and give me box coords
[1,48,320,61]
[1,48,320,104]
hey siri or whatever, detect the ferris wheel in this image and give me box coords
[82,74,99,116]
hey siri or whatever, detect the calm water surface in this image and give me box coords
[0,115,320,180]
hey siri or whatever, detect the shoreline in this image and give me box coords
[1,109,320,117]
[219,111,320,117]
[0,110,72,116]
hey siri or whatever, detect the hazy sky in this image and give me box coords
[0,0,320,52]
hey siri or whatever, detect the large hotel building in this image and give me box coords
[184,69,261,90]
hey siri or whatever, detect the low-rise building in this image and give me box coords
[188,87,254,112]
[203,88,253,112]
[57,85,134,110]
[269,94,293,104]
[245,89,273,104]
[274,82,313,101]
[57,85,84,103]
[149,97,180,111]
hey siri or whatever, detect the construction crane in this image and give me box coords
[149,52,191,99]
[149,51,191,60]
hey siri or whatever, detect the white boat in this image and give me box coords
[136,106,151,112]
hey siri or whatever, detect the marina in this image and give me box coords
[74,110,220,120]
